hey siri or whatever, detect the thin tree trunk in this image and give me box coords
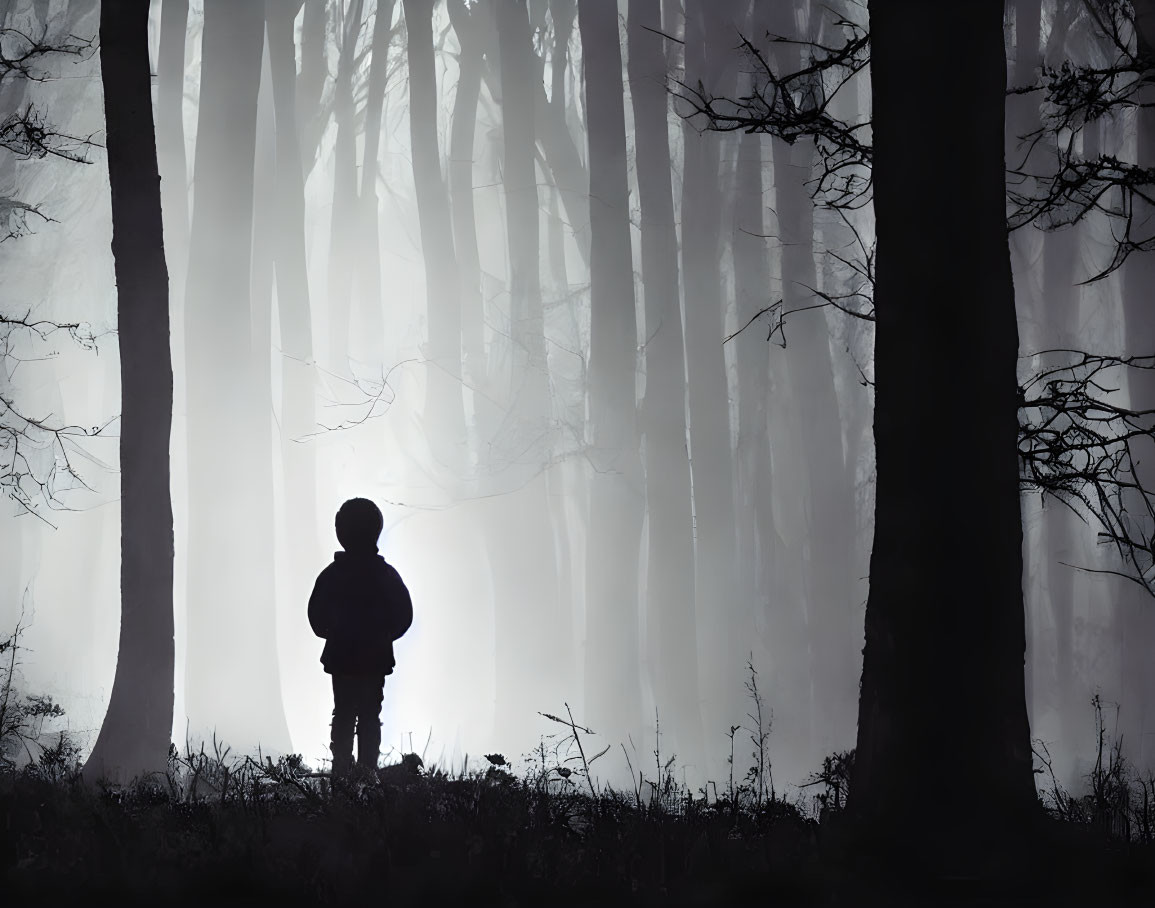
[850,0,1036,858]
[481,0,567,742]
[732,131,773,655]
[730,0,776,702]
[84,0,174,782]
[545,0,574,296]
[447,0,489,389]
[183,0,290,754]
[579,0,645,745]
[327,0,365,374]
[627,0,698,764]
[403,0,467,467]
[1033,1,1084,762]
[678,0,739,763]
[265,0,323,742]
[156,0,189,303]
[355,0,397,366]
[298,0,328,179]
[1009,0,1045,737]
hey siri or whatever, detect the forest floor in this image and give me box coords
[3,741,1155,908]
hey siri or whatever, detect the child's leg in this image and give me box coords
[354,675,385,769]
[330,674,357,776]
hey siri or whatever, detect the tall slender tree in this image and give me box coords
[156,0,189,305]
[447,0,490,389]
[729,2,775,705]
[627,0,699,763]
[265,1,322,698]
[1009,0,1046,742]
[484,0,568,742]
[580,0,645,745]
[678,0,739,761]
[355,0,398,366]
[403,0,467,469]
[83,0,174,783]
[183,0,290,754]
[328,0,366,375]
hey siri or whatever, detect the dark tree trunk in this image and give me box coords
[579,0,645,744]
[627,0,698,760]
[84,0,174,782]
[850,0,1036,858]
[183,0,290,754]
[403,0,467,466]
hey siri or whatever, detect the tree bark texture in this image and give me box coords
[851,0,1036,856]
[84,0,175,782]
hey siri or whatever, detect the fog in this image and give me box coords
[1,0,1150,797]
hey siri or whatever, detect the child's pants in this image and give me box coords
[330,673,385,774]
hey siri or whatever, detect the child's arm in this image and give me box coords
[307,570,332,638]
[384,566,413,640]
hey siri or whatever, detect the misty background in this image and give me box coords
[0,0,1147,796]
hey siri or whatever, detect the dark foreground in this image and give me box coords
[3,750,1155,908]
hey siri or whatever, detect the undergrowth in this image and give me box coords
[3,628,1155,906]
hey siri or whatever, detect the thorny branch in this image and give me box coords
[1006,0,1155,278]
[1008,153,1155,281]
[1018,350,1155,594]
[0,104,100,164]
[0,25,92,83]
[674,14,872,210]
[687,4,1155,596]
[0,314,110,522]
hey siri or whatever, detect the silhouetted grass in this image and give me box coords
[4,640,1155,905]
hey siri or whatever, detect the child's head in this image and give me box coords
[335,498,384,552]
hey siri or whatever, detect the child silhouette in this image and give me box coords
[308,498,412,776]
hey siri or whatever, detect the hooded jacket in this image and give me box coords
[307,550,413,675]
